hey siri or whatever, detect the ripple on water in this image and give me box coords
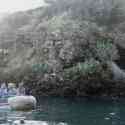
[109,112,116,116]
[104,117,110,120]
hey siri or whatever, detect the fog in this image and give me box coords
[0,0,45,13]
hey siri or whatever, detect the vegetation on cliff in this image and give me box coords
[0,0,125,96]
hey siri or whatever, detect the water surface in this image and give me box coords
[0,97,125,125]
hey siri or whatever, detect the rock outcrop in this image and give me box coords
[108,61,125,81]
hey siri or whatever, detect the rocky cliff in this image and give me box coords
[0,0,125,97]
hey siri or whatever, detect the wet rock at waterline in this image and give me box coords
[8,96,37,111]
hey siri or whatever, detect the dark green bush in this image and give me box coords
[32,63,49,73]
[94,38,118,62]
[64,59,102,80]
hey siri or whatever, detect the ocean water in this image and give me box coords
[0,97,125,125]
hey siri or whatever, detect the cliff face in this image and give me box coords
[0,0,125,97]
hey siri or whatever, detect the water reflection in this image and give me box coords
[0,106,68,125]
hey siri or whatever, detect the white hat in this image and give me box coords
[8,83,16,88]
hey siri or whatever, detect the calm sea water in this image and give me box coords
[0,97,125,125]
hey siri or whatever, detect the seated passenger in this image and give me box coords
[8,83,17,96]
[0,83,8,97]
[17,82,25,96]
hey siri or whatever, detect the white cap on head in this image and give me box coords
[8,83,16,88]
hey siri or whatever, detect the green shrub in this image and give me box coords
[94,38,118,62]
[32,63,49,73]
[64,59,102,80]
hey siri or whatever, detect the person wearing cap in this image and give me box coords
[17,82,25,96]
[0,83,8,98]
[8,83,17,96]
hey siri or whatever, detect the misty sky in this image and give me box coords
[0,0,45,13]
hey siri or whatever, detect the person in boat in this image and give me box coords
[7,83,17,96]
[17,82,25,95]
[0,83,8,97]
